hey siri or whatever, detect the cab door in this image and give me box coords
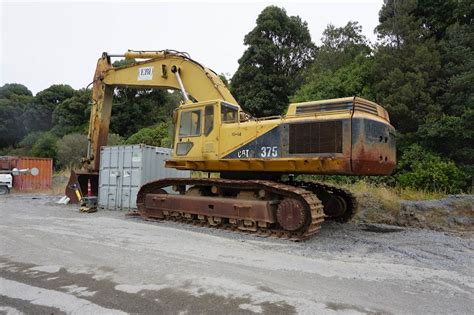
[202,103,219,160]
[175,106,204,159]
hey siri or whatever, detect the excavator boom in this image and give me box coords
[86,50,237,172]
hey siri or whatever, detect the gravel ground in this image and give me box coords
[0,193,473,314]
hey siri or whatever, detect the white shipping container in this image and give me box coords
[98,144,190,210]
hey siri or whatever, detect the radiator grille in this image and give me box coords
[289,121,343,154]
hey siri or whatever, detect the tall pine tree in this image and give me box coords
[231,6,315,117]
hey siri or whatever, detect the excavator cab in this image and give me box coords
[172,100,242,161]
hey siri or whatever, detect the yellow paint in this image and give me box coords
[84,50,394,176]
[166,157,350,174]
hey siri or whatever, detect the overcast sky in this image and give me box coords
[1,0,383,94]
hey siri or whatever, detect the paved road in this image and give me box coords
[0,194,473,314]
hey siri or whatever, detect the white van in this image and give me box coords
[0,173,13,194]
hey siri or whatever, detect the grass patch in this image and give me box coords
[397,187,446,200]
[52,166,72,194]
[312,179,450,225]
[346,181,401,224]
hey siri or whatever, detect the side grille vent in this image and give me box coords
[296,101,379,116]
[354,103,378,115]
[296,102,352,114]
[289,121,343,154]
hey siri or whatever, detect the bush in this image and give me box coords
[31,132,58,160]
[396,144,467,193]
[56,133,88,168]
[107,133,124,146]
[125,122,171,147]
[18,131,43,153]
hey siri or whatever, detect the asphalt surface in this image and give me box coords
[0,193,473,314]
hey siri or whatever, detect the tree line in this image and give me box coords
[0,0,472,192]
[0,81,178,169]
[230,1,472,193]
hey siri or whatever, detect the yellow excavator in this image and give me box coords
[67,49,396,240]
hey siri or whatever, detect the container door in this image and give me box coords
[110,171,120,210]
[120,146,142,210]
[109,148,121,210]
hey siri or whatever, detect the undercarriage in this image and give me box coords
[136,178,356,241]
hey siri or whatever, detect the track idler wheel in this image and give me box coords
[323,195,347,218]
[276,198,308,231]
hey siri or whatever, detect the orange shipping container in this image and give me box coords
[0,156,18,170]
[13,157,53,191]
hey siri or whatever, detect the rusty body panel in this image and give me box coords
[0,156,53,191]
[351,115,396,175]
[144,194,277,222]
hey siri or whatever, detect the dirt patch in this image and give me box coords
[399,195,474,232]
[353,191,473,234]
[352,189,401,225]
[52,174,69,194]
[0,258,295,315]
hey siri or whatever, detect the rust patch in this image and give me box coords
[276,198,307,231]
[144,194,277,223]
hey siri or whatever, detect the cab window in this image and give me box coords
[204,105,214,136]
[221,103,238,123]
[179,109,201,136]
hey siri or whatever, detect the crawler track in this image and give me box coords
[290,180,357,223]
[136,178,324,241]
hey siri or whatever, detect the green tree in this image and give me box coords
[24,84,75,132]
[396,144,467,193]
[125,122,171,147]
[219,73,230,87]
[18,131,44,153]
[413,0,471,40]
[293,22,373,102]
[111,88,178,137]
[0,83,32,99]
[437,22,473,116]
[30,132,58,160]
[52,89,91,137]
[56,133,88,168]
[107,133,124,146]
[294,55,374,102]
[0,84,32,147]
[372,0,442,134]
[314,21,371,73]
[372,0,473,187]
[417,109,474,167]
[109,59,181,137]
[231,6,315,116]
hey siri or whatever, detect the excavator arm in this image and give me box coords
[66,50,238,204]
[85,50,238,172]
